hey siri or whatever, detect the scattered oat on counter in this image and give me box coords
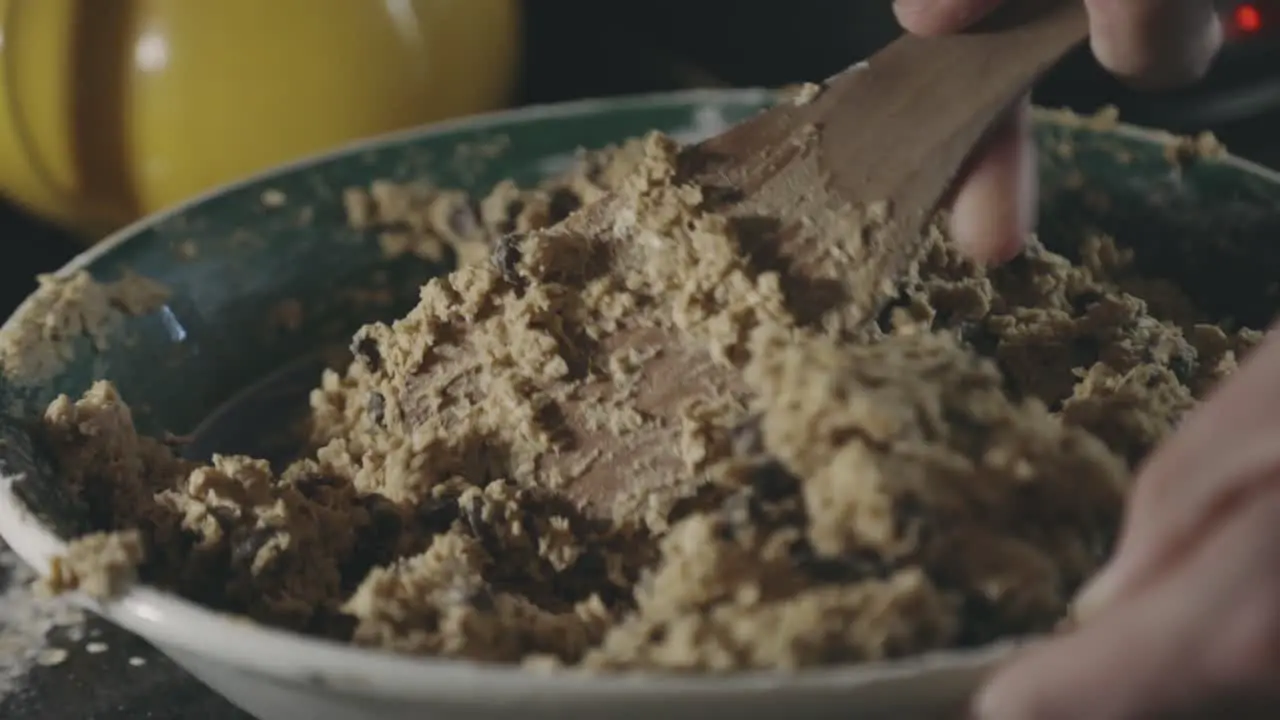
[29,124,1263,673]
[33,648,68,667]
[0,270,170,383]
[0,545,86,702]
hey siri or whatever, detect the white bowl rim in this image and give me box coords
[2,87,1279,703]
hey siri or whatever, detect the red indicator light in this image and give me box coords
[1235,4,1262,33]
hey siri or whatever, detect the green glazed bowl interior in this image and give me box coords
[0,90,776,537]
[1,89,1279,708]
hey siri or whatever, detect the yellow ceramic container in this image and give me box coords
[0,0,521,239]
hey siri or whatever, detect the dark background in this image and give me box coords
[3,2,1279,717]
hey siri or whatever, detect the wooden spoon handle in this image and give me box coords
[818,0,1090,225]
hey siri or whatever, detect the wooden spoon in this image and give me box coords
[400,0,1090,517]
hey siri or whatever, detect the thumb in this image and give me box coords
[976,487,1280,719]
[1074,326,1280,618]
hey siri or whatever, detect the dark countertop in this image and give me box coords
[1,620,248,720]
[1,7,1279,717]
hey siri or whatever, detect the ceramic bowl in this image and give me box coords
[2,89,1279,720]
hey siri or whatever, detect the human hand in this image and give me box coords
[894,4,1277,717]
[894,0,1222,263]
[972,325,1280,718]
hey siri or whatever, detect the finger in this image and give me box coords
[893,0,1005,36]
[1075,327,1280,616]
[946,95,1035,264]
[976,488,1280,720]
[1083,0,1223,90]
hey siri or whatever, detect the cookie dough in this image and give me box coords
[0,271,170,383]
[33,130,1261,672]
[40,530,144,600]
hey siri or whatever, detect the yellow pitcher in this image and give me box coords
[0,0,521,240]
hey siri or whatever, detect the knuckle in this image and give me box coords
[1085,0,1222,91]
[894,0,1004,36]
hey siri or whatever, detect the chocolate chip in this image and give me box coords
[553,554,607,601]
[548,188,581,222]
[787,540,816,562]
[749,461,797,501]
[712,519,736,542]
[803,557,869,583]
[519,513,541,548]
[1167,345,1198,385]
[341,495,407,587]
[891,493,927,543]
[366,391,386,426]
[359,494,403,540]
[1071,290,1104,315]
[209,506,239,531]
[699,184,744,206]
[1074,333,1102,360]
[294,474,345,500]
[1004,253,1031,274]
[351,333,382,373]
[467,586,495,612]
[491,233,525,287]
[955,321,999,358]
[570,550,606,577]
[790,541,883,583]
[416,498,458,535]
[499,200,525,234]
